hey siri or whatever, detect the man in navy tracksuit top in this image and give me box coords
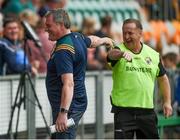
[45,8,113,139]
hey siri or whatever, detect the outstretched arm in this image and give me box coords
[108,48,132,61]
[157,74,172,118]
[88,35,114,48]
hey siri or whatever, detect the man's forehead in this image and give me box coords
[123,23,137,30]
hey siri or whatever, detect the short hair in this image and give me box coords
[123,18,143,30]
[100,15,112,27]
[163,52,178,64]
[45,8,71,29]
[3,16,20,28]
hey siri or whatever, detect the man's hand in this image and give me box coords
[122,52,132,61]
[163,102,173,118]
[108,49,133,61]
[55,112,68,132]
[101,37,114,49]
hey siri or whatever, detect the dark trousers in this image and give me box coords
[114,108,159,139]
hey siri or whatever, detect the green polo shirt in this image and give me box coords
[111,43,160,109]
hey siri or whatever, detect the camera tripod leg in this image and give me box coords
[7,73,25,138]
[14,98,22,139]
[7,72,50,138]
[14,84,26,139]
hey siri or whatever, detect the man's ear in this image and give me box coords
[139,29,142,34]
[138,29,143,38]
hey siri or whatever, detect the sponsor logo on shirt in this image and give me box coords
[126,66,152,73]
[145,57,152,65]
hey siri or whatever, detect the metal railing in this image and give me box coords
[0,70,179,139]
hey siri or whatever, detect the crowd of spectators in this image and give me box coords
[0,0,61,75]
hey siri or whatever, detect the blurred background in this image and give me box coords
[0,0,180,139]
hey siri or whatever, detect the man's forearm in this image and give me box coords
[88,35,113,48]
[60,74,74,110]
[60,84,74,110]
[158,75,171,104]
[107,49,124,60]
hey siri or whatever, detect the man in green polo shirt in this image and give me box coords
[107,19,172,139]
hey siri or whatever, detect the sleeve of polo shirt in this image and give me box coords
[81,34,91,48]
[54,49,74,77]
[157,58,166,77]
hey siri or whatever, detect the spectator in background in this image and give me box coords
[38,0,67,18]
[95,15,113,38]
[19,9,39,27]
[81,18,104,70]
[31,0,44,13]
[33,20,55,73]
[162,52,180,114]
[163,52,178,71]
[19,9,54,74]
[162,52,180,137]
[94,15,114,70]
[0,16,37,75]
[2,0,35,16]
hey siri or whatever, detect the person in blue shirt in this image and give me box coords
[44,8,113,139]
[0,16,33,75]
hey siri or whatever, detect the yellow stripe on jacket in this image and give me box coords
[55,44,75,54]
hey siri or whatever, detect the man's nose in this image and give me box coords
[124,34,129,39]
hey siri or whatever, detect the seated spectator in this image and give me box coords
[0,16,36,75]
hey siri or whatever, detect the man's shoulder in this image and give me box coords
[0,38,9,47]
[143,43,158,52]
[55,34,75,54]
[57,33,74,47]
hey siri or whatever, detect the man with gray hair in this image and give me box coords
[44,8,113,139]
